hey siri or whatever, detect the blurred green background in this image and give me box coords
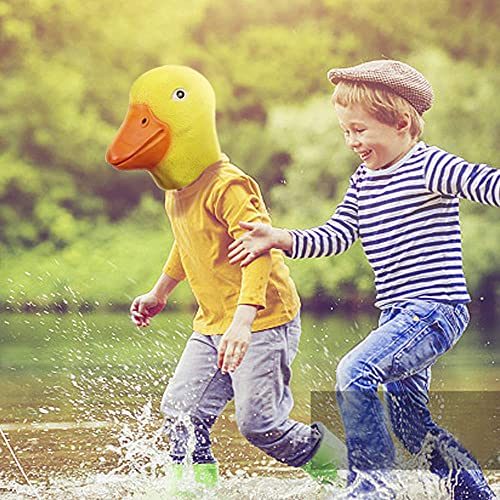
[1,0,499,340]
[0,2,499,489]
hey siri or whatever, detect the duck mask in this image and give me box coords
[106,65,222,190]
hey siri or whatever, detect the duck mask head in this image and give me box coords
[106,65,222,190]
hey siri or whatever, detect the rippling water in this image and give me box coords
[1,466,499,499]
[1,311,498,498]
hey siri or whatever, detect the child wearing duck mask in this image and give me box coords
[106,66,346,493]
[228,60,499,499]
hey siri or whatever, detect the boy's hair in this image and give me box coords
[332,81,425,139]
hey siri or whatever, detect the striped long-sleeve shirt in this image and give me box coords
[287,142,500,308]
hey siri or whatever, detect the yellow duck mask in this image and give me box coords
[106,65,222,190]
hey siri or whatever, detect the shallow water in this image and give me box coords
[0,311,498,498]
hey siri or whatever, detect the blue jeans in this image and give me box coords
[336,300,494,499]
[160,314,322,467]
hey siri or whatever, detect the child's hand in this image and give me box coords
[130,293,166,327]
[217,323,252,374]
[228,221,274,266]
[228,221,293,266]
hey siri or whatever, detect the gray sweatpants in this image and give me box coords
[160,314,322,466]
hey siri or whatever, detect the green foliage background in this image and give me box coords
[1,0,499,313]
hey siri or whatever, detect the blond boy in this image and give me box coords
[229,60,498,498]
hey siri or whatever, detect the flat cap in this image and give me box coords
[327,60,433,115]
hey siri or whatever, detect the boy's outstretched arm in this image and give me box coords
[425,151,500,206]
[229,184,360,267]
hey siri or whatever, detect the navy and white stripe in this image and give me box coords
[287,142,500,309]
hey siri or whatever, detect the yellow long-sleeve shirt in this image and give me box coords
[163,158,300,335]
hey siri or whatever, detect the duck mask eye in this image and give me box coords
[172,88,188,101]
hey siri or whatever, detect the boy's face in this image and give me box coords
[335,103,412,171]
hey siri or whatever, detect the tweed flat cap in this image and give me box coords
[327,60,433,115]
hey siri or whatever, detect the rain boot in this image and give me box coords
[166,463,186,497]
[167,462,219,497]
[301,424,347,484]
[193,462,219,489]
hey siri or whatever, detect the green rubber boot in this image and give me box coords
[167,462,219,497]
[167,463,185,495]
[193,462,219,489]
[301,424,347,484]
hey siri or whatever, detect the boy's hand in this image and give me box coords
[217,304,257,374]
[130,273,179,328]
[217,324,252,374]
[130,293,166,327]
[228,221,276,266]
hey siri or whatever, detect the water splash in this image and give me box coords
[1,283,498,498]
[106,401,171,477]
[0,427,41,499]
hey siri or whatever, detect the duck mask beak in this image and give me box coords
[105,103,171,170]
